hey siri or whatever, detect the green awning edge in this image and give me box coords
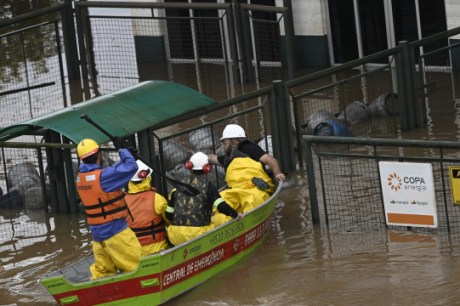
[0,81,216,144]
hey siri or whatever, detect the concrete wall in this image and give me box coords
[446,0,460,35]
[287,0,330,67]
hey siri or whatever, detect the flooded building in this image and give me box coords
[289,0,450,66]
[130,0,452,68]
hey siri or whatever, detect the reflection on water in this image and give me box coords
[3,71,460,306]
[167,180,460,306]
[0,209,91,305]
[2,157,460,305]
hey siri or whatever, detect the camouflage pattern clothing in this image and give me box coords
[170,175,211,226]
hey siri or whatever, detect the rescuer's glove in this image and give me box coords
[128,147,138,156]
[112,136,129,150]
[252,177,269,191]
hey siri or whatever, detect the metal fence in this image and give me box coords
[285,27,460,166]
[153,95,272,193]
[75,1,292,100]
[0,1,293,114]
[0,1,292,214]
[4,1,460,220]
[0,81,276,214]
[0,15,69,213]
[0,20,67,126]
[303,135,460,236]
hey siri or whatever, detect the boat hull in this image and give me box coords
[41,183,282,305]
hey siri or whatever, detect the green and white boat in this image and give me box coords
[41,182,282,305]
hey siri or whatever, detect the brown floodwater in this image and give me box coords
[2,165,460,305]
[2,65,460,304]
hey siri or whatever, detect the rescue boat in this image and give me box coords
[41,182,282,305]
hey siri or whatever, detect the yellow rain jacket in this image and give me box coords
[220,156,274,213]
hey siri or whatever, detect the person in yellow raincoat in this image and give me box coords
[166,152,242,246]
[75,138,142,280]
[125,160,170,256]
[208,124,285,215]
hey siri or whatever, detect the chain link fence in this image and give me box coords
[304,136,460,237]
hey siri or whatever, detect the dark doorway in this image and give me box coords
[358,0,388,57]
[328,0,359,63]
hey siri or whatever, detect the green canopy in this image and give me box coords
[0,81,216,144]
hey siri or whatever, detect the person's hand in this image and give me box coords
[128,146,138,157]
[252,177,269,190]
[236,212,244,219]
[275,173,286,181]
[112,136,129,150]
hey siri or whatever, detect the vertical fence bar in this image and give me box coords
[395,41,419,130]
[303,138,320,224]
[137,129,150,162]
[54,20,68,108]
[439,148,450,233]
[74,4,91,100]
[225,5,240,85]
[270,80,296,172]
[51,132,70,213]
[45,132,59,212]
[20,32,33,119]
[281,5,295,80]
[292,94,303,166]
[36,147,49,212]
[63,138,78,213]
[240,5,254,83]
[60,0,82,104]
[138,128,164,194]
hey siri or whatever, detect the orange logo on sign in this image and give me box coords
[387,172,402,191]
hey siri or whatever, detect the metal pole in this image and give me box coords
[36,147,49,212]
[225,5,241,84]
[62,137,78,213]
[60,0,83,104]
[395,41,418,130]
[75,3,95,99]
[50,132,70,213]
[44,132,59,212]
[270,80,296,172]
[304,139,320,224]
[240,4,254,83]
[281,1,295,79]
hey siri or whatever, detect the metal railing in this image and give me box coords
[285,27,460,168]
[303,135,460,235]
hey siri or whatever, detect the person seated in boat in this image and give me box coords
[166,152,243,246]
[207,124,284,213]
[125,160,171,256]
[76,138,142,280]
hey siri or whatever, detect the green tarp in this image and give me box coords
[0,81,216,144]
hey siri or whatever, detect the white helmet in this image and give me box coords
[131,160,152,181]
[186,152,212,173]
[220,124,246,140]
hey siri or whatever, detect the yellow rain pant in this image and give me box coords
[140,241,170,257]
[220,187,270,213]
[167,224,215,246]
[211,212,232,226]
[222,157,274,213]
[90,227,142,280]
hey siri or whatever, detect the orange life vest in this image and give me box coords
[76,169,128,225]
[124,190,166,246]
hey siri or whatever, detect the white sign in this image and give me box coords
[379,161,437,228]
